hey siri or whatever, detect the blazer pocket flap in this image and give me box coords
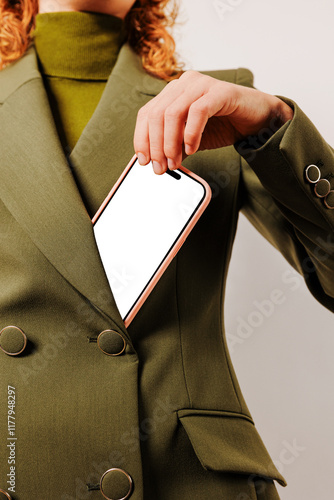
[177,409,287,487]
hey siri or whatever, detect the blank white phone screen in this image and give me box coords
[93,159,206,321]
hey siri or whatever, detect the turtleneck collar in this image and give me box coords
[32,11,125,80]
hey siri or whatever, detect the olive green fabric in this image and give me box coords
[177,409,285,484]
[32,11,125,153]
[0,35,333,499]
[237,105,334,308]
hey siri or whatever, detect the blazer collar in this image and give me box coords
[0,42,167,339]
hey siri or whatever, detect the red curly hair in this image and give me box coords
[0,0,183,80]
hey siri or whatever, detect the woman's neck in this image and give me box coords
[38,0,136,19]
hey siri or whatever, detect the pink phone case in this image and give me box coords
[92,154,212,328]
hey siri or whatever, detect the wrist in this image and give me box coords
[272,97,294,128]
[235,98,293,154]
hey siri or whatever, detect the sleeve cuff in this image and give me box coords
[234,96,295,155]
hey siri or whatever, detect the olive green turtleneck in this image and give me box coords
[32,11,125,154]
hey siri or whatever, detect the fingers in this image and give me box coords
[134,79,184,174]
[163,89,204,170]
[133,108,150,167]
[184,89,231,155]
[134,71,213,174]
[134,72,279,174]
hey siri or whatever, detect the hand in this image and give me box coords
[133,70,293,174]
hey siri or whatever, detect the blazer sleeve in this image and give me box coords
[235,95,334,313]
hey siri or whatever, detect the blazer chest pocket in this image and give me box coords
[177,409,287,487]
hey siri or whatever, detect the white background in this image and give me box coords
[175,1,334,499]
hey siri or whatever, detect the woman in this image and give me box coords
[0,1,333,499]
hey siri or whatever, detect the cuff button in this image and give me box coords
[305,164,321,183]
[324,190,334,209]
[0,326,27,356]
[0,490,12,499]
[314,178,331,198]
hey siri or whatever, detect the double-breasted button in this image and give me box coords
[0,489,12,499]
[0,326,27,356]
[305,164,321,183]
[97,330,126,356]
[100,468,133,500]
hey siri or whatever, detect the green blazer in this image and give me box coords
[0,41,333,500]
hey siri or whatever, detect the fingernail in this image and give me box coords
[185,144,192,156]
[137,152,148,165]
[153,161,164,175]
[167,158,176,170]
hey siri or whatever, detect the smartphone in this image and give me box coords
[92,155,212,328]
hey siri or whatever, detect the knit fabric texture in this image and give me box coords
[32,11,125,153]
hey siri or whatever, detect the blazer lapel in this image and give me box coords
[68,42,167,217]
[0,43,165,338]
